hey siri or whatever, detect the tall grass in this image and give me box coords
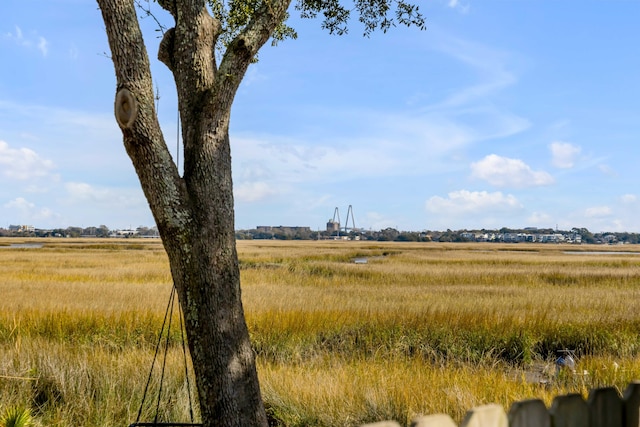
[2,239,640,425]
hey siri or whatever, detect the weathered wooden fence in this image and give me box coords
[361,381,640,427]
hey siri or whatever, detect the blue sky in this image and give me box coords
[1,1,639,233]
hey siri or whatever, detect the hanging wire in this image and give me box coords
[176,108,180,170]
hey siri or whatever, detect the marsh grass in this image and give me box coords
[2,239,640,425]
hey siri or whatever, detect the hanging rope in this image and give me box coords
[129,285,201,427]
[153,287,175,423]
[178,298,195,423]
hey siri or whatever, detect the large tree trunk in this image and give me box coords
[96,0,290,426]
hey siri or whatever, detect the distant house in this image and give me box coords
[109,229,138,237]
[8,224,35,233]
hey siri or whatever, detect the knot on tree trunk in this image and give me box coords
[114,88,138,129]
[157,0,177,18]
[158,27,176,72]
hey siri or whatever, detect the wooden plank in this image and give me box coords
[550,393,588,427]
[588,387,623,427]
[411,414,457,427]
[461,404,507,427]
[623,381,640,427]
[508,399,550,427]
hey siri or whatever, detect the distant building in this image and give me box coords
[460,232,476,241]
[109,229,138,237]
[8,224,35,233]
[326,220,340,233]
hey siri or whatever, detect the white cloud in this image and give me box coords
[550,141,581,169]
[425,190,522,215]
[231,102,530,194]
[621,194,637,204]
[37,36,49,56]
[471,154,554,188]
[598,164,617,177]
[63,182,146,208]
[234,181,278,202]
[362,211,401,231]
[0,140,56,181]
[527,211,553,227]
[65,182,105,200]
[232,133,400,189]
[4,197,34,210]
[585,206,613,218]
[5,26,25,43]
[447,0,470,14]
[3,197,57,222]
[5,26,49,57]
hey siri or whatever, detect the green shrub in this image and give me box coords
[1,406,34,427]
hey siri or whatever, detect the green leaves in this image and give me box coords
[295,0,426,36]
[208,0,297,58]
[1,406,33,427]
[208,0,425,44]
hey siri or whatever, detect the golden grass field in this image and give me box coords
[1,238,640,426]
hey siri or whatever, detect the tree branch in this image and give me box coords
[216,0,292,111]
[96,0,191,238]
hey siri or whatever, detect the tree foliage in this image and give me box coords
[207,0,425,43]
[295,0,425,36]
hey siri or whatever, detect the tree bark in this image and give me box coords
[96,0,291,426]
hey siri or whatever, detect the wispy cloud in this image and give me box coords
[63,182,146,209]
[3,197,58,222]
[447,0,470,14]
[231,100,529,204]
[471,154,554,188]
[585,205,613,218]
[527,211,553,227]
[362,211,402,231]
[429,35,517,109]
[234,181,279,202]
[37,36,48,56]
[550,141,581,169]
[5,25,49,57]
[597,164,617,177]
[426,189,522,215]
[4,196,34,210]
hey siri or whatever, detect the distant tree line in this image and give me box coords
[0,225,159,238]
[2,224,639,244]
[236,226,640,244]
[236,227,430,242]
